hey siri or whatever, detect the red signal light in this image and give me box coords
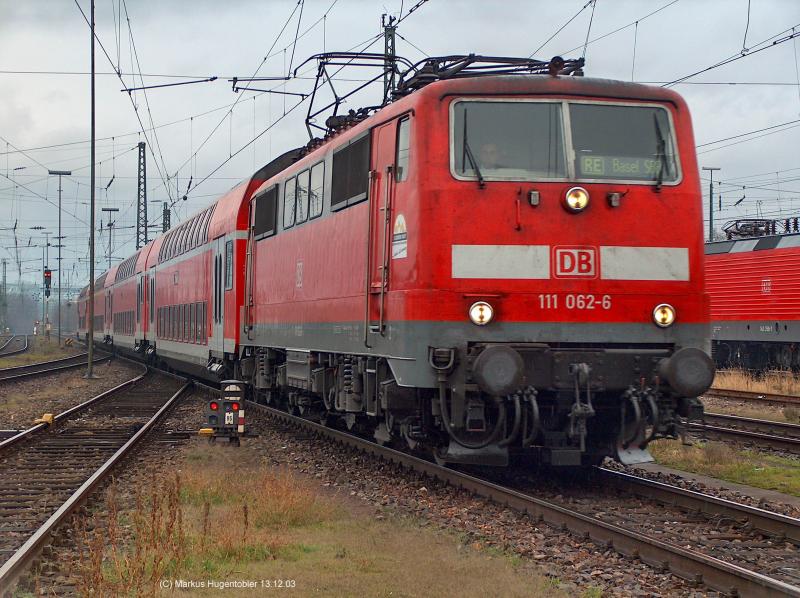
[209,401,219,411]
[231,402,240,411]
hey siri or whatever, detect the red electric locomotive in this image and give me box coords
[79,55,714,467]
[706,227,800,370]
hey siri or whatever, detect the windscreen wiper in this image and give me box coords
[653,113,666,193]
[462,110,485,189]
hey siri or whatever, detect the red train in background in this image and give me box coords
[78,55,714,467]
[706,221,800,370]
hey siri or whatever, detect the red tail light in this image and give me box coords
[210,401,219,411]
[231,402,240,411]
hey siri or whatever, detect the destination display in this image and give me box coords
[578,154,666,180]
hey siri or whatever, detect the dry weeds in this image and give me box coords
[714,369,800,396]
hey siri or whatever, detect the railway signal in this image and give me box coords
[199,380,247,446]
[43,268,52,297]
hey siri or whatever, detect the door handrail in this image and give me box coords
[364,170,378,348]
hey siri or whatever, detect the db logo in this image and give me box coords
[553,246,597,278]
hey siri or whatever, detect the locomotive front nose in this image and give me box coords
[658,347,715,397]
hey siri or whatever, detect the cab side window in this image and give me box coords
[309,162,324,218]
[396,116,410,182]
[296,170,310,224]
[283,177,297,229]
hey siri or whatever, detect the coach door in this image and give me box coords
[148,272,155,341]
[366,120,398,339]
[210,237,225,355]
[136,274,144,339]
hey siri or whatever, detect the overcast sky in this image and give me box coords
[1,0,799,293]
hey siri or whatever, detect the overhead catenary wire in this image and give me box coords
[170,1,306,183]
[121,0,173,200]
[696,119,800,147]
[529,0,594,58]
[664,25,800,87]
[581,0,598,60]
[697,123,800,155]
[72,0,175,203]
[560,0,679,55]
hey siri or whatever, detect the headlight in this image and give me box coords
[469,301,494,326]
[564,186,590,212]
[653,303,676,327]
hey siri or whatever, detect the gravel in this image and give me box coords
[604,460,800,519]
[244,408,713,597]
[0,359,144,429]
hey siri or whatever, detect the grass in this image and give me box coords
[0,335,81,368]
[714,369,800,397]
[72,442,570,597]
[649,439,800,497]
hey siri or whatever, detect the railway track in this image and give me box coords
[689,412,800,453]
[0,368,189,595]
[705,387,800,407]
[0,335,28,358]
[0,350,111,382]
[248,400,800,597]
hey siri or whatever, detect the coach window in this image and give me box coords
[225,240,233,290]
[200,301,203,344]
[194,303,201,343]
[396,116,410,182]
[193,215,203,248]
[296,169,310,224]
[188,217,198,250]
[189,303,195,343]
[331,132,369,210]
[202,207,213,243]
[309,162,324,218]
[253,186,278,239]
[283,177,297,229]
[180,223,190,254]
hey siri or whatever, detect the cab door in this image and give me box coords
[367,120,398,337]
[210,237,225,355]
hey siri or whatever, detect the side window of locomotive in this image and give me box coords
[225,240,233,290]
[569,103,679,183]
[253,186,278,239]
[452,101,566,180]
[283,177,296,229]
[309,161,324,219]
[296,169,310,224]
[395,116,410,182]
[331,133,369,210]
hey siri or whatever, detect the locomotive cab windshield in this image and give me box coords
[452,99,680,185]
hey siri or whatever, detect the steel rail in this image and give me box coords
[597,468,800,544]
[689,420,800,452]
[249,401,800,597]
[0,363,147,452]
[0,334,17,352]
[0,378,191,594]
[704,412,800,437]
[0,335,28,357]
[0,350,111,382]
[705,388,800,406]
